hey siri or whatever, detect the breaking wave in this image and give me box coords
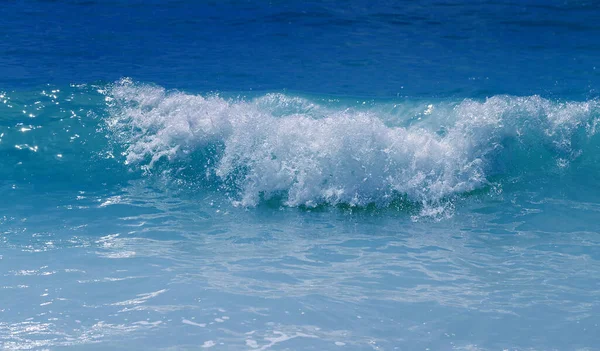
[104,79,600,213]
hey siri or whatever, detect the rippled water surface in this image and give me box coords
[1,1,600,350]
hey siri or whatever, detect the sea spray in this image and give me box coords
[105,79,600,212]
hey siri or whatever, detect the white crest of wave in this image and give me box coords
[106,79,599,210]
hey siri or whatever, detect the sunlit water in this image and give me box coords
[2,1,600,350]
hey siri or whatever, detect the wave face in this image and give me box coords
[104,79,600,212]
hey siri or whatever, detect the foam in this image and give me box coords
[105,79,600,212]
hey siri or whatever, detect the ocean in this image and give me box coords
[1,1,600,350]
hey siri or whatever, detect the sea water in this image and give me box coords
[1,1,600,350]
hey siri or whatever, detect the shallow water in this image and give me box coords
[2,1,600,350]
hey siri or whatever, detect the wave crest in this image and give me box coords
[105,79,600,212]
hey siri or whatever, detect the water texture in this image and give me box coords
[1,1,600,350]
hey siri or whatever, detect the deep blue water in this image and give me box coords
[2,1,600,350]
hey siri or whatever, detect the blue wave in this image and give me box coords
[105,79,600,211]
[1,79,599,215]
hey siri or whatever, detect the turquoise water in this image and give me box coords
[2,1,600,350]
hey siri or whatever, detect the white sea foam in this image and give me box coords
[106,79,599,212]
